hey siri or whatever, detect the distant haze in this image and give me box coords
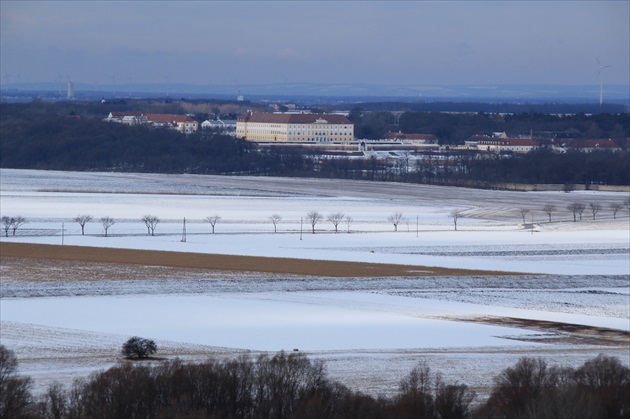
[1,1,628,94]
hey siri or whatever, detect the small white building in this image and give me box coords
[107,112,198,134]
[201,119,237,134]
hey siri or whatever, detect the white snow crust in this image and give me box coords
[1,169,628,397]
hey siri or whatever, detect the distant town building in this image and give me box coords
[107,112,198,134]
[236,112,354,143]
[384,132,438,143]
[67,81,74,99]
[201,118,237,135]
[466,134,624,154]
[468,136,538,153]
[566,139,621,153]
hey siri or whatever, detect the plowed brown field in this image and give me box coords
[1,242,521,277]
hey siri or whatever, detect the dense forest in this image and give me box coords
[1,101,628,186]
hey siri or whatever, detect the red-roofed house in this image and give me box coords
[567,139,621,153]
[236,112,354,142]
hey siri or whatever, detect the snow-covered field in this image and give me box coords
[1,168,629,397]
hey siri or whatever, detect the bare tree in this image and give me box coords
[396,151,412,179]
[519,209,530,224]
[74,215,93,235]
[625,198,630,213]
[399,361,434,417]
[434,379,476,419]
[1,216,12,237]
[542,204,556,223]
[610,203,623,219]
[486,357,554,416]
[327,212,345,233]
[387,212,404,232]
[2,216,26,237]
[567,203,581,222]
[205,216,221,234]
[100,216,115,237]
[450,210,463,231]
[306,211,323,234]
[0,345,33,419]
[269,214,282,233]
[588,203,602,220]
[39,381,67,419]
[10,216,26,236]
[345,215,353,233]
[141,215,160,236]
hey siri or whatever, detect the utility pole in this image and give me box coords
[181,217,187,242]
[300,217,303,241]
[416,215,418,238]
[61,222,64,245]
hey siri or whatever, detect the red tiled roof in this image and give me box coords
[238,113,352,124]
[569,139,620,149]
[501,138,537,146]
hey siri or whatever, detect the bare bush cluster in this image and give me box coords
[4,344,628,419]
[480,355,630,419]
[1,216,26,237]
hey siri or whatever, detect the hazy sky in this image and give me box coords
[1,1,628,87]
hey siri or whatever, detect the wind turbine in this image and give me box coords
[597,57,611,106]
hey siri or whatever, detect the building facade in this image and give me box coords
[236,112,354,143]
[476,137,538,153]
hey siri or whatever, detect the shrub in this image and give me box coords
[121,337,157,360]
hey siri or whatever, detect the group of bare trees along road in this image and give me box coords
[1,198,628,238]
[534,198,630,223]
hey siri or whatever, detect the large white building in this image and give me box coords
[236,112,354,143]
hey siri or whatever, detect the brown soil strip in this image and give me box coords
[0,242,522,278]
[457,316,630,346]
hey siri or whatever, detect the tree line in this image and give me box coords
[1,102,629,186]
[349,110,629,143]
[2,345,629,419]
[315,149,630,187]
